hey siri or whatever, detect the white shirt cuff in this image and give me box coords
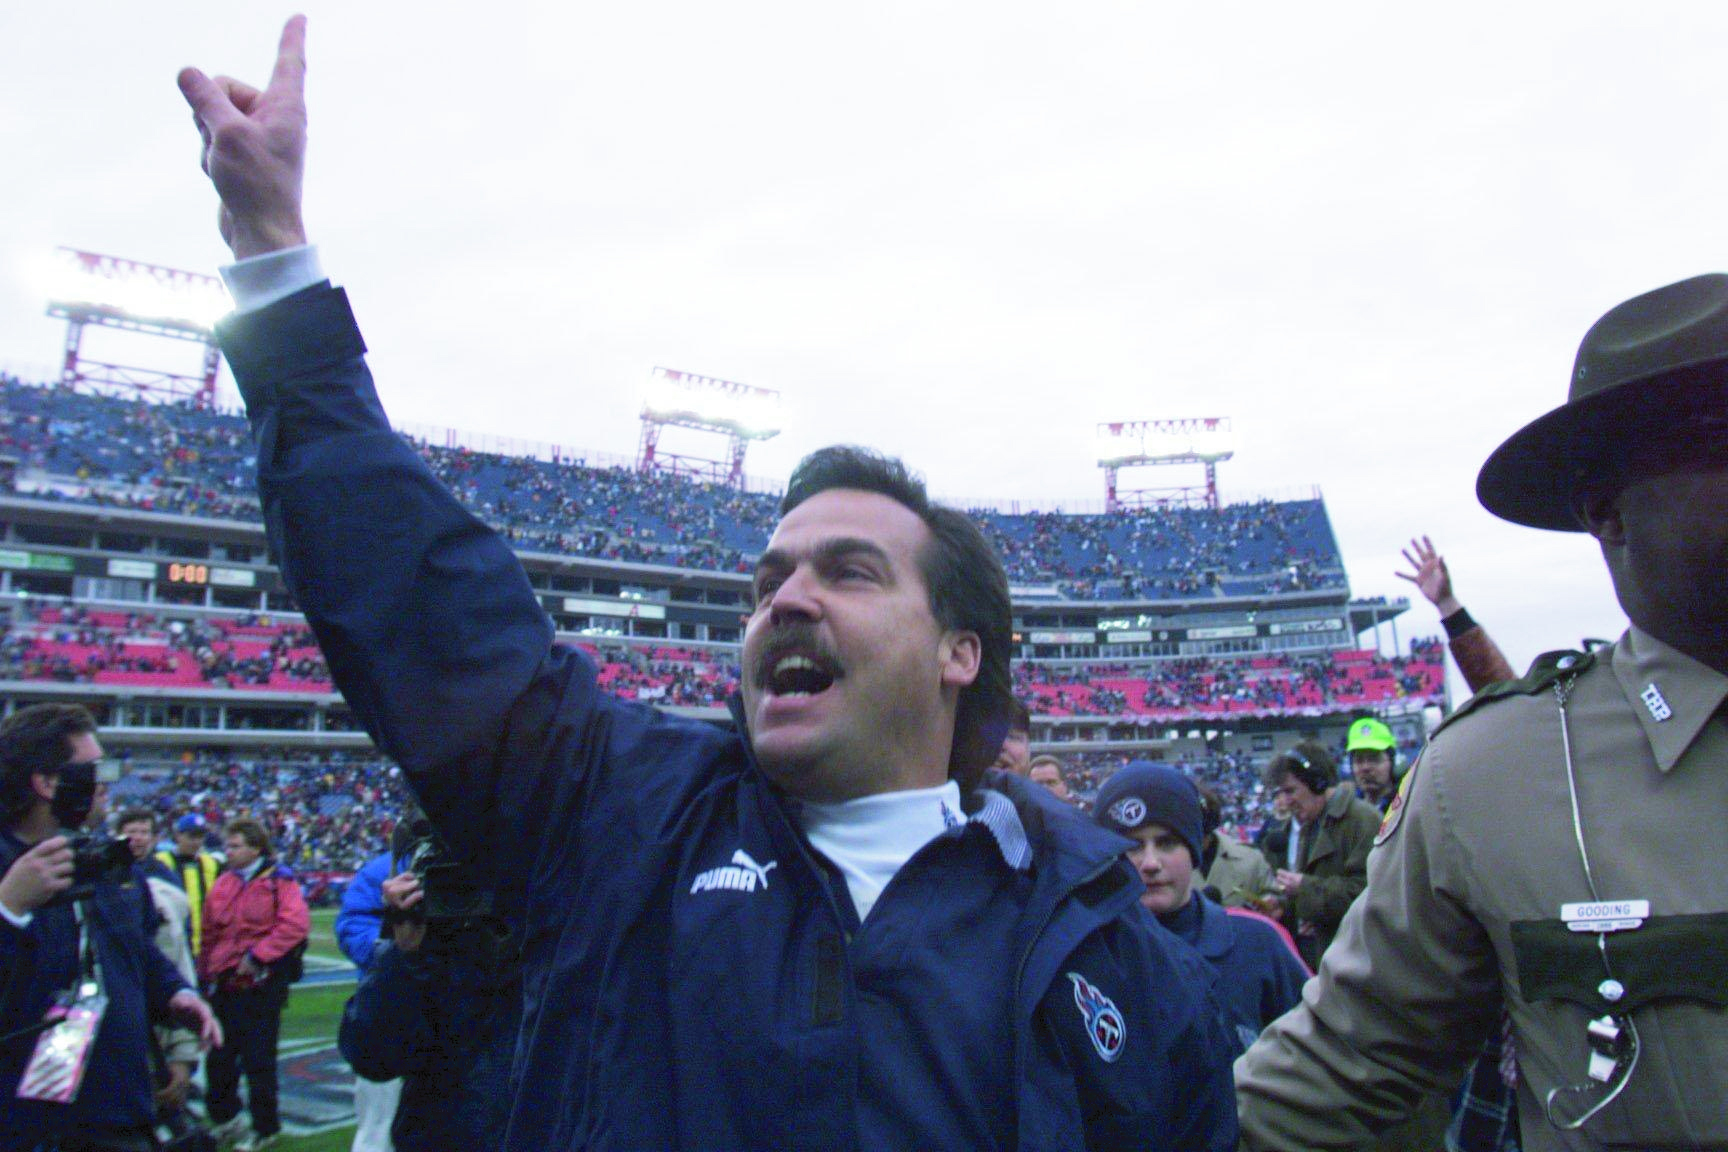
[0,897,32,929]
[220,245,327,314]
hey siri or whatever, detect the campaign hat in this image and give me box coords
[1477,273,1728,531]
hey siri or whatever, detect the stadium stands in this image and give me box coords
[2,376,1344,600]
[2,599,1439,717]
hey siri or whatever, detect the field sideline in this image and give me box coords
[268,907,357,1151]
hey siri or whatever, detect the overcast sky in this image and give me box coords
[6,3,1723,681]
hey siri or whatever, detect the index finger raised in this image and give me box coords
[267,15,309,97]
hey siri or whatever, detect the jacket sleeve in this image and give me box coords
[1234,745,1501,1149]
[1450,625,1516,695]
[335,855,390,972]
[252,875,312,966]
[216,286,672,908]
[339,941,438,1082]
[137,882,190,1015]
[1259,935,1310,1029]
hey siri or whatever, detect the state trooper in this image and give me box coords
[1235,273,1728,1151]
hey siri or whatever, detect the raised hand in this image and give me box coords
[1395,535,1460,617]
[177,16,310,259]
[0,835,73,915]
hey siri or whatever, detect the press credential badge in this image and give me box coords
[15,984,107,1104]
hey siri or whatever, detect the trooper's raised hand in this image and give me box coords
[177,15,310,258]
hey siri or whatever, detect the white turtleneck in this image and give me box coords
[797,780,965,923]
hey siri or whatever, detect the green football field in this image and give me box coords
[274,908,356,1151]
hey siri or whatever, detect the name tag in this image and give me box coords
[1561,900,1649,933]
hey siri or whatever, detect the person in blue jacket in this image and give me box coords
[336,851,396,977]
[335,848,403,1152]
[1094,762,1311,1054]
[177,20,1238,1151]
[339,867,520,1152]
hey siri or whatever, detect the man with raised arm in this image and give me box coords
[177,20,1235,1151]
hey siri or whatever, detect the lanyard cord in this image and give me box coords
[1544,675,1641,1131]
[0,902,107,1047]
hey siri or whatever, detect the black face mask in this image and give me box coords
[50,762,98,830]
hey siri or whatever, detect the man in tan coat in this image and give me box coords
[1235,273,1728,1150]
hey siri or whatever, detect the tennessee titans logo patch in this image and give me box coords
[1066,972,1125,1063]
[1107,796,1146,828]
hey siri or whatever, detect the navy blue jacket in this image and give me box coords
[340,933,520,1152]
[218,286,1237,1151]
[1160,893,1310,1056]
[335,852,395,974]
[0,834,189,1150]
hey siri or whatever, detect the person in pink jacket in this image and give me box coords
[198,817,310,1151]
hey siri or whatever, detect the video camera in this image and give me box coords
[51,831,134,906]
[401,828,495,924]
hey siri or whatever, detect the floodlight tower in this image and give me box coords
[44,248,230,406]
[636,367,782,489]
[1097,417,1235,512]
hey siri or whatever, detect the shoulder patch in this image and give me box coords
[1066,972,1126,1063]
[1431,647,1597,739]
[1373,757,1416,846]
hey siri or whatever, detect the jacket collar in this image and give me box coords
[1321,783,1356,823]
[983,768,1138,887]
[725,696,1047,875]
[961,787,1033,872]
[1611,626,1728,774]
[1189,894,1236,962]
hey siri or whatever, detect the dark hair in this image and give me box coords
[1194,781,1223,837]
[781,446,1013,792]
[0,704,97,823]
[1262,740,1338,794]
[1006,698,1031,733]
[116,807,157,832]
[223,817,272,857]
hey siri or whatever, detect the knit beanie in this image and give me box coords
[1092,762,1205,866]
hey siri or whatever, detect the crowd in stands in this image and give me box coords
[3,597,1443,720]
[1050,749,1268,830]
[100,743,1290,890]
[973,500,1343,598]
[2,376,1345,600]
[1012,639,1444,718]
[110,747,408,895]
[1,603,330,691]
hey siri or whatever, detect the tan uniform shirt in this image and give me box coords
[1236,627,1728,1151]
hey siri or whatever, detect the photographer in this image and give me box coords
[197,819,309,1152]
[0,704,220,1152]
[338,838,520,1152]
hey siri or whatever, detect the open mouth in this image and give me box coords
[757,637,843,699]
[767,653,838,697]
